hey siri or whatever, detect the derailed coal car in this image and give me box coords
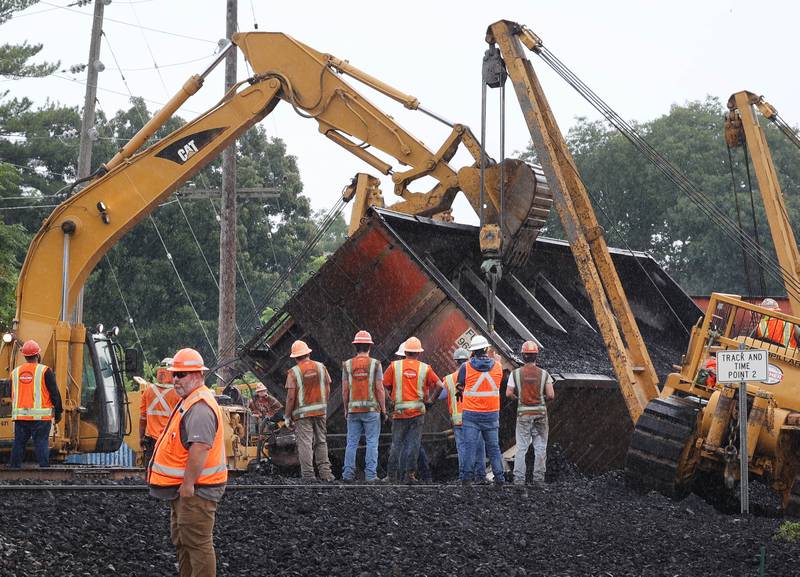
[240,208,700,477]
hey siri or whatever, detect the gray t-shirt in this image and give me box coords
[149,400,227,502]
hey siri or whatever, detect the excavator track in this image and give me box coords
[624,396,700,498]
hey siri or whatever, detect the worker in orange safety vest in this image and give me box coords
[341,330,387,482]
[456,334,506,485]
[148,348,227,577]
[438,347,486,481]
[138,357,181,466]
[284,340,335,482]
[755,298,799,348]
[506,340,554,486]
[383,336,441,482]
[9,339,63,468]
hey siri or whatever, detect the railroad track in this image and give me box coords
[0,482,497,491]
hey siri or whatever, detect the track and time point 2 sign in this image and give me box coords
[716,350,768,383]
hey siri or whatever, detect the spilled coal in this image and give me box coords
[0,459,795,577]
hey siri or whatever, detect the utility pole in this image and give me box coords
[74,0,107,324]
[217,0,238,384]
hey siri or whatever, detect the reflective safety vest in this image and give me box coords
[512,364,547,415]
[757,317,797,348]
[391,359,429,417]
[148,386,227,487]
[291,359,328,419]
[10,362,53,421]
[462,361,502,413]
[143,383,181,439]
[443,372,462,426]
[344,356,380,413]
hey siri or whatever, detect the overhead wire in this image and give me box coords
[532,44,800,305]
[38,1,217,44]
[102,29,217,353]
[208,192,349,369]
[103,254,148,365]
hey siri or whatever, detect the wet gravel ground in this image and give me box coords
[0,466,795,577]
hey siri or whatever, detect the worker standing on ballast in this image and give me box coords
[342,330,386,482]
[440,347,486,481]
[8,339,62,468]
[284,340,335,482]
[139,357,180,466]
[457,335,506,486]
[506,341,554,486]
[148,348,227,577]
[383,336,441,482]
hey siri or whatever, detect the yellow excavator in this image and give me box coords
[0,31,550,468]
[485,20,800,513]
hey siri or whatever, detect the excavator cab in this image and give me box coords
[77,328,134,453]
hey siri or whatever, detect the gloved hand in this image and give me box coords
[284,416,293,429]
[141,436,154,452]
[381,411,389,424]
[456,383,464,402]
[54,412,62,424]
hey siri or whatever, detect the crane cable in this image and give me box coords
[740,137,768,297]
[726,144,757,298]
[208,192,349,369]
[532,44,800,305]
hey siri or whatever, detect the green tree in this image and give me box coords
[520,97,800,295]
[0,1,58,79]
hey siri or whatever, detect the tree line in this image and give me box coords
[4,1,800,368]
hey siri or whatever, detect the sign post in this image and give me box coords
[716,347,768,515]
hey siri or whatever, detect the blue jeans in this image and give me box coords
[387,415,423,481]
[454,425,486,481]
[10,420,52,468]
[343,411,381,481]
[461,410,504,483]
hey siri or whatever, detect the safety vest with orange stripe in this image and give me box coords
[462,362,502,413]
[756,317,798,348]
[443,372,463,426]
[512,364,548,415]
[290,359,329,419]
[142,383,181,439]
[148,386,227,487]
[390,359,430,418]
[10,362,53,421]
[344,356,380,413]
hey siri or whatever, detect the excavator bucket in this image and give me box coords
[241,208,700,476]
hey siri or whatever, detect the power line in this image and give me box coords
[38,1,217,44]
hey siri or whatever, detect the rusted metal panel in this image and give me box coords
[241,208,700,475]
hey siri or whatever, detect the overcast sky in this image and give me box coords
[4,0,799,226]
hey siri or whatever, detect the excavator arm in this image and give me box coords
[485,20,660,421]
[1,31,547,454]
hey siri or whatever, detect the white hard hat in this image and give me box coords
[394,344,405,357]
[468,335,490,351]
[160,357,173,368]
[760,298,781,311]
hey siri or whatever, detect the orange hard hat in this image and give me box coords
[21,340,41,356]
[290,340,312,358]
[168,348,208,372]
[521,340,540,354]
[403,336,424,353]
[352,330,374,345]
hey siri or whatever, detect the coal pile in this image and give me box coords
[0,472,795,577]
